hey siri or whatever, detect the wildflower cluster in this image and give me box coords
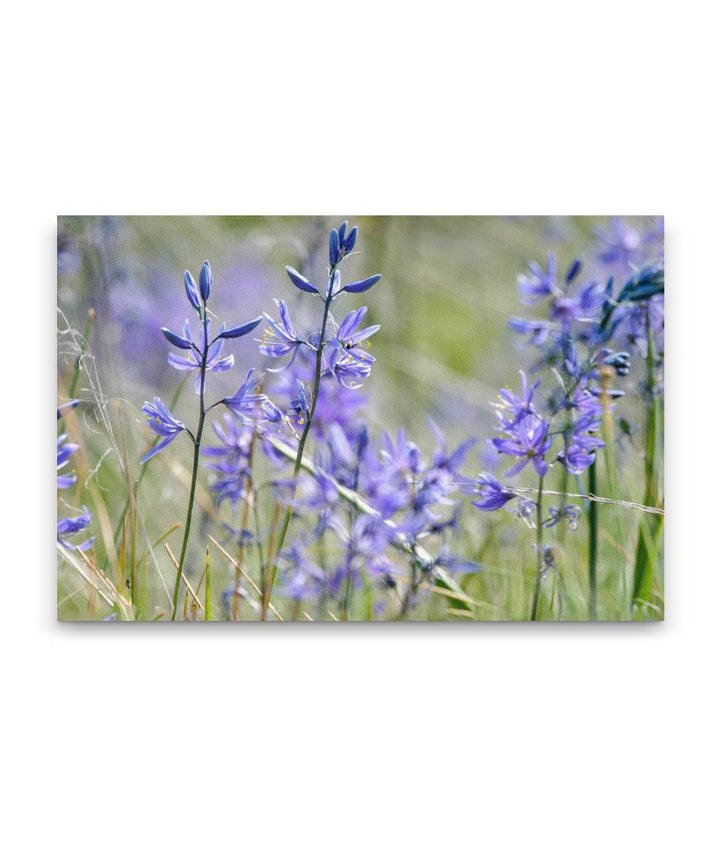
[470,217,664,619]
[141,260,279,619]
[57,214,664,620]
[57,401,93,551]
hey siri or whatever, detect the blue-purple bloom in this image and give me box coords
[57,507,94,551]
[166,319,236,394]
[57,435,79,489]
[57,399,79,420]
[259,299,308,369]
[202,415,254,508]
[284,221,380,300]
[494,371,542,429]
[518,252,558,304]
[546,504,581,531]
[222,369,283,424]
[162,262,262,394]
[557,411,603,474]
[323,306,379,390]
[471,472,517,511]
[141,397,186,462]
[492,412,553,477]
[287,378,311,426]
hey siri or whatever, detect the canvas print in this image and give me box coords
[57,216,664,621]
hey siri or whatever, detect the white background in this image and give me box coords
[2,2,717,854]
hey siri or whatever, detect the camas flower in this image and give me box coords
[57,506,94,551]
[325,347,374,389]
[518,252,558,304]
[162,262,262,394]
[472,472,517,511]
[331,306,380,353]
[202,415,254,508]
[57,403,94,550]
[546,504,581,530]
[287,378,311,426]
[323,307,380,390]
[285,221,381,298]
[222,369,283,424]
[494,371,542,430]
[57,434,79,489]
[164,319,234,394]
[492,413,553,477]
[548,279,604,327]
[280,545,332,601]
[507,316,551,347]
[268,347,366,439]
[595,217,664,273]
[259,299,308,369]
[141,397,186,462]
[557,411,603,474]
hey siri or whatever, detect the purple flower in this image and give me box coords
[184,269,202,311]
[141,397,186,462]
[333,306,381,350]
[491,413,553,477]
[199,260,212,302]
[202,415,254,508]
[279,545,329,601]
[340,274,382,295]
[518,252,558,304]
[428,420,476,477]
[57,434,79,489]
[166,319,235,394]
[222,369,283,424]
[327,220,374,272]
[546,504,581,530]
[595,217,663,273]
[287,378,311,426]
[325,348,374,389]
[57,507,94,551]
[259,299,308,369]
[548,279,604,327]
[285,266,321,295]
[557,412,604,474]
[162,263,262,393]
[571,386,604,417]
[323,306,379,390]
[57,399,79,420]
[508,316,551,347]
[267,347,366,439]
[494,371,542,430]
[471,472,517,511]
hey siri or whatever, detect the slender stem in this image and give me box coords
[530,473,545,621]
[632,306,661,613]
[112,375,189,553]
[232,430,256,620]
[340,539,355,621]
[264,273,337,606]
[587,460,598,620]
[398,543,420,619]
[261,501,282,620]
[170,313,209,620]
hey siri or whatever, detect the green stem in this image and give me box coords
[632,306,661,614]
[530,473,545,621]
[588,460,598,620]
[264,274,337,604]
[113,375,188,551]
[170,315,209,621]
